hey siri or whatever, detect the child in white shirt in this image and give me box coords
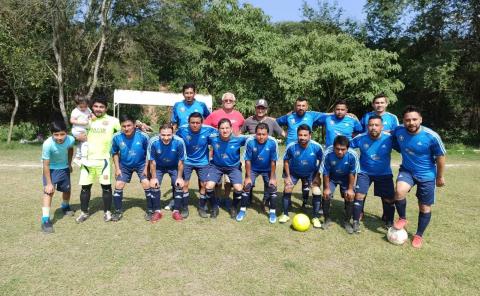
[70,96,95,166]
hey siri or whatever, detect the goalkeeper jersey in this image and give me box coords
[87,114,120,160]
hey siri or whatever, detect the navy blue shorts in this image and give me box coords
[156,168,178,187]
[396,169,435,205]
[116,163,147,183]
[206,164,242,185]
[283,172,314,187]
[327,176,349,198]
[183,164,209,182]
[355,173,394,199]
[250,170,271,187]
[43,168,71,193]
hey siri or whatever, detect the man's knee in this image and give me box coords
[312,186,321,196]
[81,184,92,193]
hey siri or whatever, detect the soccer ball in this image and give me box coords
[292,213,310,232]
[387,227,408,245]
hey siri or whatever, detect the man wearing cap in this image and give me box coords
[241,99,286,138]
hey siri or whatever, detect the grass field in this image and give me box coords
[0,143,479,295]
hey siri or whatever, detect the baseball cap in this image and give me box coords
[255,99,268,108]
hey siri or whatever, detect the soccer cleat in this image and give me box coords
[172,210,183,221]
[269,212,277,224]
[210,207,219,219]
[236,210,246,222]
[318,208,324,216]
[353,220,361,233]
[41,220,54,234]
[61,205,75,216]
[394,218,408,230]
[385,221,393,229]
[412,235,423,248]
[198,207,209,218]
[144,210,153,221]
[75,212,89,223]
[322,218,332,230]
[344,221,354,234]
[229,207,237,219]
[278,214,290,224]
[312,218,322,228]
[181,207,189,219]
[111,210,123,222]
[164,199,174,211]
[151,211,163,223]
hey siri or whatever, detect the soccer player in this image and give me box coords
[176,112,217,218]
[320,136,359,234]
[40,121,75,233]
[350,115,395,233]
[110,114,150,222]
[204,118,247,219]
[242,123,279,223]
[360,94,399,133]
[279,124,324,226]
[148,124,186,221]
[171,83,210,129]
[323,99,363,148]
[75,95,121,223]
[241,99,285,138]
[391,105,446,248]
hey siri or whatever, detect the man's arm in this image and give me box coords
[322,174,331,198]
[283,160,292,187]
[244,160,252,187]
[345,173,356,200]
[176,160,185,188]
[43,159,54,195]
[68,147,73,172]
[436,155,446,187]
[149,160,159,188]
[269,161,277,186]
[112,154,122,178]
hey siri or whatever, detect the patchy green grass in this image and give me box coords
[0,144,479,295]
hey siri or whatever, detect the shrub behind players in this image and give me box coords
[242,122,279,223]
[360,94,399,133]
[320,136,359,234]
[148,124,186,221]
[110,114,150,222]
[391,105,446,248]
[279,124,324,226]
[40,121,75,233]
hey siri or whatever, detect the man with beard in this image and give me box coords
[360,94,399,133]
[323,99,363,148]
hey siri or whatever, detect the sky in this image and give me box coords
[241,0,366,23]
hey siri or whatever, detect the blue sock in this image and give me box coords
[416,212,431,237]
[151,188,161,211]
[207,189,218,208]
[113,189,123,211]
[199,194,207,209]
[61,201,69,209]
[384,201,395,223]
[144,189,153,212]
[233,191,242,209]
[41,216,49,223]
[312,195,321,218]
[173,189,183,211]
[282,192,291,215]
[353,199,364,221]
[302,188,309,204]
[182,192,189,209]
[395,199,407,219]
[240,191,249,208]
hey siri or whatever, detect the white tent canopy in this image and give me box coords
[113,89,213,117]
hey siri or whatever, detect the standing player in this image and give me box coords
[279,125,324,227]
[320,136,359,233]
[176,112,217,218]
[148,124,186,221]
[360,94,399,133]
[171,83,210,130]
[323,99,363,148]
[391,106,446,248]
[75,95,121,223]
[110,114,150,222]
[350,115,395,233]
[241,123,279,223]
[40,121,75,233]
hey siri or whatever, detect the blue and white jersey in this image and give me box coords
[277,111,326,145]
[147,135,186,169]
[392,125,446,181]
[324,114,363,147]
[360,111,399,133]
[243,136,279,172]
[42,135,76,169]
[176,124,217,166]
[111,130,149,168]
[350,132,393,176]
[209,134,247,167]
[171,100,210,127]
[283,140,324,177]
[320,147,359,179]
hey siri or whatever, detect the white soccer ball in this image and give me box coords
[387,227,408,245]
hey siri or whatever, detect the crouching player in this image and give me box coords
[148,124,186,222]
[40,121,76,233]
[241,123,279,223]
[111,114,150,221]
[205,118,247,219]
[320,136,359,233]
[350,115,395,233]
[279,124,324,226]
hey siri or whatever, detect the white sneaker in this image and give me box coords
[75,212,89,223]
[104,211,112,222]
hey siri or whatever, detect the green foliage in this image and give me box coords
[0,122,40,142]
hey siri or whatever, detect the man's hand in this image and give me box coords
[269,177,277,188]
[284,177,293,190]
[44,183,54,195]
[75,132,87,142]
[345,189,355,201]
[323,188,331,199]
[175,177,185,188]
[243,177,252,188]
[69,165,73,173]
[115,169,122,178]
[436,176,445,187]
[150,177,159,188]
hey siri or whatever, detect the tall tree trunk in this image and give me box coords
[52,1,68,125]
[7,88,19,144]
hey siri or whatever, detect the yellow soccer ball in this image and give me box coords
[292,213,310,232]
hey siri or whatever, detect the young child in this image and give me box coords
[70,96,94,166]
[41,121,76,233]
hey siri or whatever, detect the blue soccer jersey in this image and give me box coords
[277,111,327,145]
[147,135,186,169]
[171,100,210,127]
[42,135,76,169]
[176,124,217,166]
[209,134,247,167]
[360,111,399,133]
[111,130,149,168]
[320,147,359,179]
[350,132,393,176]
[324,114,363,147]
[392,125,446,181]
[243,136,279,172]
[283,140,324,177]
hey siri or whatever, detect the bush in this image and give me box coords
[0,122,41,142]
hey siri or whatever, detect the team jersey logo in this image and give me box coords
[180,107,185,112]
[222,153,228,159]
[295,151,300,156]
[290,118,296,124]
[215,144,220,149]
[363,143,369,149]
[186,135,192,141]
[417,141,423,146]
[331,161,336,166]
[194,109,199,112]
[344,123,350,126]
[102,120,109,126]
[330,120,335,124]
[301,160,309,165]
[382,144,387,148]
[156,149,162,154]
[399,135,404,141]
[120,142,126,148]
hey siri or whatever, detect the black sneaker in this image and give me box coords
[181,207,189,219]
[111,210,123,222]
[385,220,393,229]
[144,210,153,221]
[322,218,332,230]
[61,205,75,216]
[229,207,237,219]
[198,207,209,218]
[353,220,361,233]
[210,207,219,219]
[41,220,54,234]
[344,221,354,234]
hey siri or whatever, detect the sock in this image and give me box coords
[323,198,331,220]
[268,185,277,210]
[173,189,183,211]
[182,192,189,209]
[381,198,387,220]
[240,191,249,208]
[353,199,365,221]
[80,185,92,213]
[206,189,218,208]
[384,201,395,223]
[144,189,153,212]
[395,199,407,219]
[416,212,431,237]
[344,201,353,222]
[198,194,207,209]
[302,187,309,204]
[101,184,112,213]
[282,192,292,215]
[113,189,123,211]
[312,195,321,218]
[151,188,161,211]
[42,207,50,223]
[61,201,69,209]
[233,191,242,209]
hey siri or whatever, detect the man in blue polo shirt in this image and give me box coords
[360,94,399,133]
[391,105,446,248]
[323,99,363,147]
[171,83,210,129]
